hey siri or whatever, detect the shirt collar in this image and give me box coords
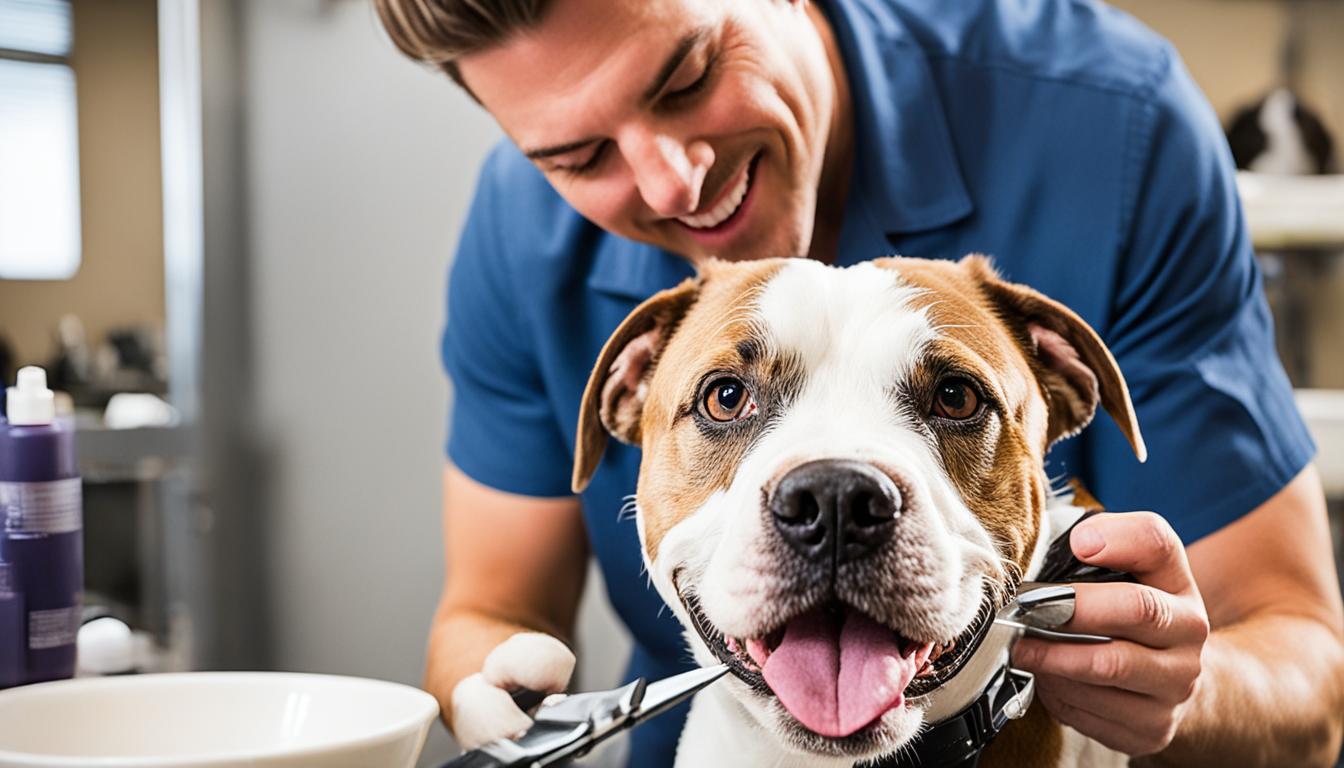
[588,0,972,300]
[587,237,694,302]
[823,0,972,236]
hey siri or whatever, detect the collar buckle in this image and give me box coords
[866,665,1035,768]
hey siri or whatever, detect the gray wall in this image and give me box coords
[231,1,630,764]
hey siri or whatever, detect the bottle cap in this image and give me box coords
[6,366,56,426]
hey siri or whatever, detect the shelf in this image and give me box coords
[1237,172,1344,251]
[1297,388,1344,498]
[76,424,193,483]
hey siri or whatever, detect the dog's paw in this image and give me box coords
[451,632,576,750]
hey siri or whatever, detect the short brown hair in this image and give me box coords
[372,0,550,91]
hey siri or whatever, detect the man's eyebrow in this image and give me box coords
[524,138,601,161]
[641,27,710,104]
[521,27,710,161]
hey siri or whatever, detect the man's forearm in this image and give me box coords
[1136,613,1344,768]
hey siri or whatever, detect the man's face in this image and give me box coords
[459,0,839,263]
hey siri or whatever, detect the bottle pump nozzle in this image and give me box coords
[6,366,56,426]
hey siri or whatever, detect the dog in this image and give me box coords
[1226,88,1335,176]
[455,255,1147,767]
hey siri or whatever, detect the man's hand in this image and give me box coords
[1011,511,1210,756]
[451,632,577,749]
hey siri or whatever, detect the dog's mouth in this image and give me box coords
[679,589,995,739]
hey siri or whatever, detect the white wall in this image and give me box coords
[241,1,474,761]
[236,1,630,764]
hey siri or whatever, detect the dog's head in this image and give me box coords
[572,256,1144,759]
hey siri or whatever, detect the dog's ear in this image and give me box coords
[964,255,1147,462]
[572,277,701,493]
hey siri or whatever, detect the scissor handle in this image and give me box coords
[1037,510,1137,585]
[510,687,548,712]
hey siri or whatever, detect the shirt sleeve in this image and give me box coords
[441,148,576,498]
[1079,46,1315,545]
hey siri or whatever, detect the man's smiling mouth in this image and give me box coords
[676,152,761,231]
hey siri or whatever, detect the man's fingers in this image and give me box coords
[1070,512,1195,596]
[451,673,533,750]
[453,633,576,750]
[1011,637,1200,703]
[1033,677,1178,756]
[1033,675,1176,748]
[482,632,576,694]
[1067,582,1209,649]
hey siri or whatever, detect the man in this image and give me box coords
[373,0,1344,765]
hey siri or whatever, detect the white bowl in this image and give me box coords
[0,672,440,767]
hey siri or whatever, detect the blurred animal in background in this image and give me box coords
[1226,88,1336,175]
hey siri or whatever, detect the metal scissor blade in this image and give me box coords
[631,664,730,725]
[528,679,645,768]
[532,679,644,725]
[993,618,1112,644]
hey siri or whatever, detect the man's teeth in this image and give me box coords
[678,164,751,229]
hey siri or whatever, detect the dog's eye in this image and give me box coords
[703,376,755,422]
[932,377,981,420]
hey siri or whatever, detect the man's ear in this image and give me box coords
[964,255,1147,462]
[572,277,701,493]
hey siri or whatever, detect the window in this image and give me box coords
[0,0,80,280]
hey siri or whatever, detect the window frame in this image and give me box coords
[0,0,81,281]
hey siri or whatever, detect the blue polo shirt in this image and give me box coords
[441,0,1315,762]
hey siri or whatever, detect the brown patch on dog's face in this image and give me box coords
[635,260,804,562]
[873,255,1143,574]
[876,257,1052,573]
[572,258,796,561]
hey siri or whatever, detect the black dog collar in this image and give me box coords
[868,664,1036,768]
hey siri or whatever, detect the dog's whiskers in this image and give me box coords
[996,559,1025,604]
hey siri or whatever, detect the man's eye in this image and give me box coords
[557,141,610,177]
[702,376,755,422]
[931,377,982,421]
[667,54,716,101]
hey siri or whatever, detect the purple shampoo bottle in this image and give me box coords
[0,367,82,688]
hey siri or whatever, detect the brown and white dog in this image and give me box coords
[456,255,1148,767]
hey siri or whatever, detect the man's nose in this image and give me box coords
[622,130,714,218]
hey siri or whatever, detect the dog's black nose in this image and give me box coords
[769,459,901,567]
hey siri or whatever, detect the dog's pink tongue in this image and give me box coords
[761,609,915,738]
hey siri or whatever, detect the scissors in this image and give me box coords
[438,663,729,767]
